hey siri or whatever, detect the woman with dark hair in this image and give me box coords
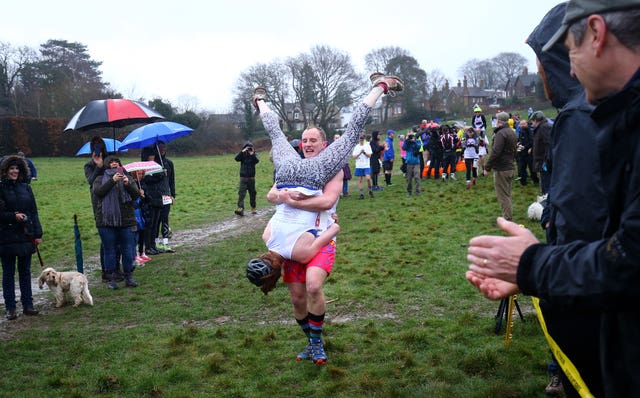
[0,155,43,319]
[92,155,140,289]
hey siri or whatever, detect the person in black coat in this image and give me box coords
[369,130,385,190]
[0,155,43,320]
[140,146,170,255]
[234,141,259,216]
[515,120,538,186]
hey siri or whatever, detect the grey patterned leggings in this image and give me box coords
[261,102,372,190]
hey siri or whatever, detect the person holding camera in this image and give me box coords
[0,155,43,319]
[93,155,141,289]
[402,132,421,195]
[235,141,260,216]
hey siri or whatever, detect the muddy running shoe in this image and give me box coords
[369,72,404,97]
[310,337,327,365]
[252,87,267,111]
[296,341,313,361]
[234,207,244,216]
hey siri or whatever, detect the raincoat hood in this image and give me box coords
[0,155,30,182]
[527,2,581,109]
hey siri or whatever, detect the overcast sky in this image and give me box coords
[5,0,565,113]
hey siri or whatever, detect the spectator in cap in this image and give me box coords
[530,110,552,195]
[484,112,517,220]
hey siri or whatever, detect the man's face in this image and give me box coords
[565,25,600,104]
[301,128,327,158]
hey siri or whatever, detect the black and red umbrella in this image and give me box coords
[64,99,165,132]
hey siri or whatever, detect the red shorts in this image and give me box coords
[282,240,336,283]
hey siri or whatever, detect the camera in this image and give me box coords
[407,133,415,140]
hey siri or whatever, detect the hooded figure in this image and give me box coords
[0,155,42,255]
[523,3,606,396]
[0,155,43,319]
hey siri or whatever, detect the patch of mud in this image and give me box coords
[0,209,273,336]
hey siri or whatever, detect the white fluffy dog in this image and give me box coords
[38,267,94,307]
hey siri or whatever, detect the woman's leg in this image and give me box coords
[117,227,136,273]
[98,227,117,272]
[1,256,16,311]
[16,255,33,309]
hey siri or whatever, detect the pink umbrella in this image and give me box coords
[123,161,163,175]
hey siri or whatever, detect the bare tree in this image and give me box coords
[305,45,360,131]
[492,52,528,89]
[425,68,447,96]
[365,46,410,74]
[458,59,483,87]
[0,42,37,115]
[285,54,315,127]
[233,61,292,131]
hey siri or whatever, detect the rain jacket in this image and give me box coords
[0,155,43,257]
[235,142,259,178]
[383,134,395,162]
[369,131,384,174]
[518,3,640,395]
[484,124,516,172]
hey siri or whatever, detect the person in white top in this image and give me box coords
[351,134,374,199]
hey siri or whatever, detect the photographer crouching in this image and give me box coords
[234,141,259,216]
[401,132,422,196]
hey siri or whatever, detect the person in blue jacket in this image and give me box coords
[382,130,395,186]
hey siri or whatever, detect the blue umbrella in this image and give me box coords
[119,121,193,150]
[75,139,126,156]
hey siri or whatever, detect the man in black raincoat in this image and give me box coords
[467,1,640,396]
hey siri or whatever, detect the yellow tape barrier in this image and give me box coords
[531,297,594,398]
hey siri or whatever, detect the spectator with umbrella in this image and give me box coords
[83,136,124,282]
[92,155,140,289]
[140,146,170,256]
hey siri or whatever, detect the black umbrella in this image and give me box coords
[64,99,165,144]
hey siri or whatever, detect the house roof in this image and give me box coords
[449,86,495,98]
[518,74,538,87]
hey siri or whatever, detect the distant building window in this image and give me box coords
[294,112,300,119]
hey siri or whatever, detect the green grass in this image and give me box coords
[2,154,552,397]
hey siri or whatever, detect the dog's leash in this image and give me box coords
[22,223,44,268]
